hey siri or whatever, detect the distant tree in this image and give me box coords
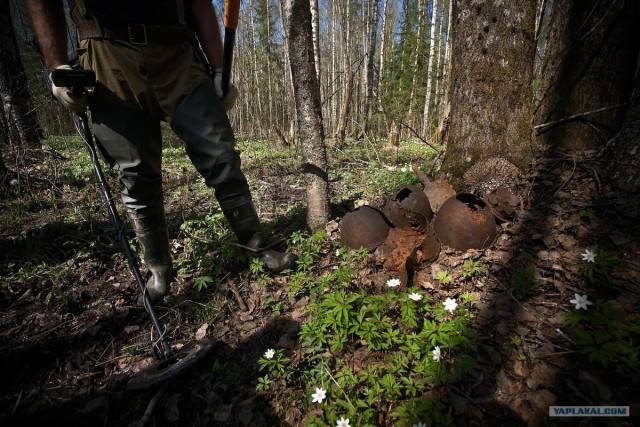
[534,0,640,150]
[0,0,41,147]
[361,0,379,137]
[286,0,329,231]
[442,1,537,180]
[0,107,7,175]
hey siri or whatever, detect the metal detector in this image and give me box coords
[51,68,213,391]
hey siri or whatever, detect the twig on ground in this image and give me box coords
[228,280,248,311]
[181,229,284,253]
[135,381,169,427]
[553,157,577,197]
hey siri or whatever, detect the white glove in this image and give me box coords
[213,71,239,112]
[49,65,88,112]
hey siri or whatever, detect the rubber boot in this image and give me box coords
[223,202,297,273]
[129,212,174,303]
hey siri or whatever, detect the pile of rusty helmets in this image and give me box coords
[340,183,500,256]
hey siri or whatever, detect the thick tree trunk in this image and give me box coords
[534,0,640,150]
[286,0,329,232]
[443,0,537,180]
[0,0,42,147]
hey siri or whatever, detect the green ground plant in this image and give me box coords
[577,245,619,284]
[563,300,640,375]
[461,259,485,279]
[255,231,476,427]
[512,266,542,299]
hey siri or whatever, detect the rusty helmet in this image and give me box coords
[433,193,497,251]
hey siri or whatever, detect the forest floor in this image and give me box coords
[0,133,639,427]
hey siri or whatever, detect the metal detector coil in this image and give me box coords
[126,339,214,391]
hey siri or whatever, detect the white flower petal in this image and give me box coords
[581,249,597,263]
[311,387,327,403]
[264,349,275,359]
[432,346,441,362]
[409,292,423,301]
[443,297,458,312]
[569,293,592,310]
[386,278,401,288]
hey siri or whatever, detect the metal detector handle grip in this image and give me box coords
[51,68,96,99]
[222,0,241,96]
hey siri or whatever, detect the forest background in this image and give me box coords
[1,0,640,426]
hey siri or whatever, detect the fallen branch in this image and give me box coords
[134,381,169,427]
[398,121,441,152]
[181,229,284,253]
[533,103,627,132]
[228,280,248,311]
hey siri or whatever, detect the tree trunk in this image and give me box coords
[247,0,264,134]
[0,0,42,147]
[407,0,426,125]
[376,0,390,132]
[534,0,640,150]
[0,105,7,175]
[362,0,379,137]
[310,0,320,82]
[443,0,537,180]
[422,0,439,137]
[286,0,329,232]
[335,65,357,146]
[277,0,296,131]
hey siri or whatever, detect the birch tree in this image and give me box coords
[361,0,379,137]
[422,0,439,137]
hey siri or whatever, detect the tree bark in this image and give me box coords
[534,0,640,150]
[362,0,379,137]
[443,0,537,180]
[286,0,329,232]
[407,0,426,125]
[0,0,42,147]
[310,0,320,82]
[422,0,439,137]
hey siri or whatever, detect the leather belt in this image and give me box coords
[76,20,195,45]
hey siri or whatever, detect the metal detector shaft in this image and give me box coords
[75,112,173,358]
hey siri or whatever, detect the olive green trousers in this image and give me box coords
[79,38,251,218]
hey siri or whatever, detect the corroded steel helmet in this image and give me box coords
[340,205,391,250]
[382,184,433,231]
[433,193,497,251]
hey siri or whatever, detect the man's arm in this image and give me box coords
[190,0,224,70]
[25,0,69,71]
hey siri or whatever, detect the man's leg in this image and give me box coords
[91,101,174,301]
[170,78,297,272]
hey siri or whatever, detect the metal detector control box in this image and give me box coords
[51,68,96,95]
